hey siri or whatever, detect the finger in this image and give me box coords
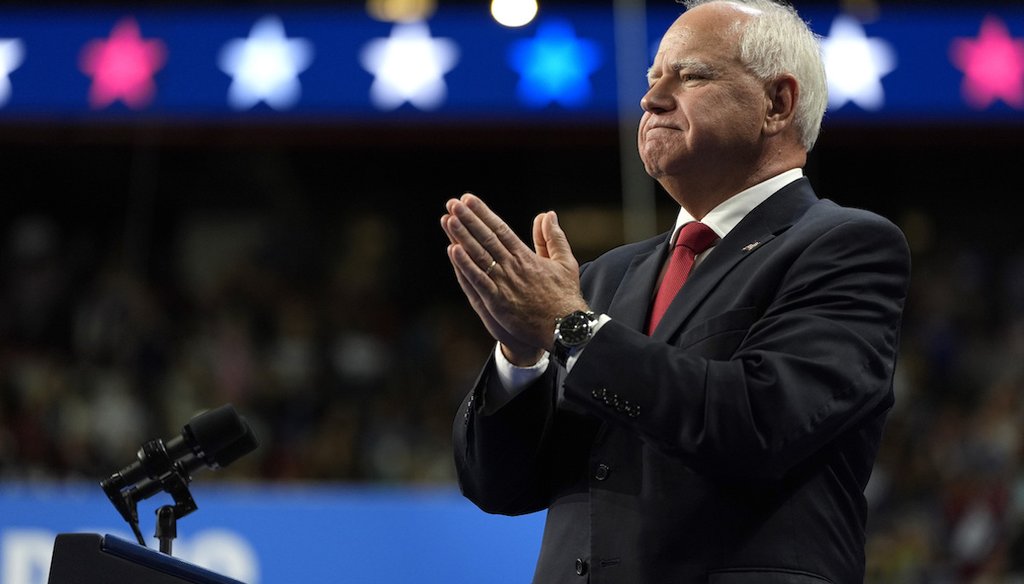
[441,215,452,242]
[451,250,524,349]
[533,212,549,258]
[442,196,468,239]
[461,194,527,252]
[450,252,504,333]
[445,197,473,244]
[540,211,577,268]
[448,245,515,341]
[441,214,458,245]
[448,246,487,311]
[447,215,499,272]
[450,200,513,262]
[449,242,500,295]
[445,198,460,215]
[455,194,531,259]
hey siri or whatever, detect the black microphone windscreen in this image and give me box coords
[183,404,248,463]
[209,420,259,468]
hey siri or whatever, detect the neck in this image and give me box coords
[660,148,806,220]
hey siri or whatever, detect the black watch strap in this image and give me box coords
[552,342,572,368]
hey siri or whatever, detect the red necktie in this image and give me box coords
[647,221,719,334]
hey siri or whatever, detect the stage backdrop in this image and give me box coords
[0,482,545,584]
[0,5,1021,123]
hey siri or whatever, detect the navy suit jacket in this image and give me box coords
[453,179,912,583]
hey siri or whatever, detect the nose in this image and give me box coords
[640,80,673,114]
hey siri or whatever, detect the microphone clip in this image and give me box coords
[101,438,199,552]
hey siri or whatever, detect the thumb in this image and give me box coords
[532,212,550,258]
[540,211,577,267]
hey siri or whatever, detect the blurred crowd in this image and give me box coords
[862,211,1024,582]
[1,199,1023,581]
[0,210,487,486]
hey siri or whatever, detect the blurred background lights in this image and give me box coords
[0,37,23,107]
[821,14,895,111]
[218,15,314,111]
[367,0,436,24]
[508,19,601,107]
[360,22,459,110]
[78,17,166,110]
[491,0,538,28]
[951,15,1024,110]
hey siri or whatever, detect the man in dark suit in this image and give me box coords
[440,0,911,582]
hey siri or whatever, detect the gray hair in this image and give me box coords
[682,0,828,151]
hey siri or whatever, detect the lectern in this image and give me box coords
[47,533,246,584]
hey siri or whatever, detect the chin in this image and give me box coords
[641,160,663,179]
[640,153,672,179]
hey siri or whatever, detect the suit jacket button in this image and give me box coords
[594,463,610,481]
[575,558,588,576]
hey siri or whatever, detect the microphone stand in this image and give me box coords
[156,506,177,555]
[151,467,199,555]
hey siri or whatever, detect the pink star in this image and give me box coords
[950,15,1024,110]
[79,17,167,110]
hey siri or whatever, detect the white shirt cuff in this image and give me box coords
[494,343,549,393]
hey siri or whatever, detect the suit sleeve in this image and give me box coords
[561,214,911,481]
[452,353,562,515]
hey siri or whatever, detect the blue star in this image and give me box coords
[508,19,602,108]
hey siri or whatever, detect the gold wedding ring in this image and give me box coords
[485,259,497,275]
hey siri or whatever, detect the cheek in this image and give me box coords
[639,127,665,159]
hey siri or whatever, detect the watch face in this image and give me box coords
[558,312,593,346]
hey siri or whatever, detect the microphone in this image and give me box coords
[102,404,257,495]
[101,404,259,546]
[126,420,259,503]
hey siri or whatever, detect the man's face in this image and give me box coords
[637,4,770,183]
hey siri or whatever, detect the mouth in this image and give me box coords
[644,126,678,142]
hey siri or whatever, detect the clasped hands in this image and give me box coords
[441,193,589,366]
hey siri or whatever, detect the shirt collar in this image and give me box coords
[670,168,804,243]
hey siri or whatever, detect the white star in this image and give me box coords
[0,38,25,107]
[821,15,896,111]
[360,22,459,111]
[218,16,314,111]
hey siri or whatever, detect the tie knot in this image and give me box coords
[675,222,718,254]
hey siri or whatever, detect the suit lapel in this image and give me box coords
[650,178,820,341]
[604,239,669,332]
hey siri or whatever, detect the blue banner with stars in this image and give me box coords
[0,5,1021,123]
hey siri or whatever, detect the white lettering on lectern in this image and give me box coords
[1,529,54,584]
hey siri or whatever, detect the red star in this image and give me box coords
[79,17,167,110]
[950,15,1024,110]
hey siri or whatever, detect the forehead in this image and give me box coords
[654,4,749,63]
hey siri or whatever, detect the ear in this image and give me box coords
[763,74,798,137]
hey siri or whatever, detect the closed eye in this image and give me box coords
[671,60,717,82]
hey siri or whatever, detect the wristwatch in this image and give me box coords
[552,310,597,367]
